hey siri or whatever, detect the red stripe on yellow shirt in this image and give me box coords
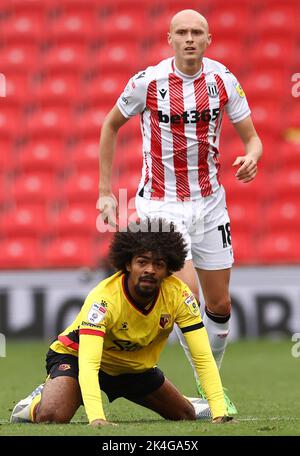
[80,329,105,337]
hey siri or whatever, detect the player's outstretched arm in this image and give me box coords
[232,115,263,183]
[97,105,128,226]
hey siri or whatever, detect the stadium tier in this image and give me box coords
[0,0,299,268]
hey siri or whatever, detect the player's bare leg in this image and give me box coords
[35,377,82,423]
[132,378,196,420]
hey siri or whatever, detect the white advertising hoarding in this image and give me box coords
[0,267,299,341]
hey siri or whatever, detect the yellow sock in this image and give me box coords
[29,393,42,422]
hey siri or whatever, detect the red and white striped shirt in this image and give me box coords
[117,57,250,201]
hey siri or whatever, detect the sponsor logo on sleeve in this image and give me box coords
[88,302,106,324]
[184,294,200,316]
[233,80,245,97]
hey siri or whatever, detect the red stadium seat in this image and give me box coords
[261,0,300,9]
[264,200,300,232]
[100,12,145,44]
[115,169,141,201]
[1,205,48,237]
[228,200,261,233]
[249,101,282,138]
[0,238,42,269]
[44,236,95,268]
[72,140,98,172]
[93,44,144,75]
[115,139,143,172]
[165,1,202,15]
[285,102,300,129]
[256,7,299,38]
[49,11,98,43]
[205,41,244,74]
[33,74,81,105]
[221,133,275,173]
[144,42,174,67]
[5,73,33,104]
[243,70,287,103]
[248,38,296,71]
[42,44,89,75]
[0,175,10,206]
[258,231,300,264]
[83,76,125,108]
[230,232,258,264]
[75,107,107,140]
[25,106,75,139]
[10,0,53,14]
[272,168,300,199]
[16,140,66,174]
[95,231,114,265]
[222,168,268,204]
[0,44,39,73]
[219,136,245,169]
[0,138,14,169]
[146,12,174,44]
[62,171,98,204]
[277,142,300,169]
[50,205,98,236]
[60,0,100,13]
[0,101,23,137]
[11,172,58,204]
[0,14,46,45]
[208,9,250,40]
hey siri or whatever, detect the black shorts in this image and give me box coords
[46,349,165,402]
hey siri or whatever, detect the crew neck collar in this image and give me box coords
[172,58,203,79]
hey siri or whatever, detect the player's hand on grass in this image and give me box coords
[97,193,118,227]
[232,156,258,183]
[90,418,117,426]
[212,416,235,424]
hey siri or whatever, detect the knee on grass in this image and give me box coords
[169,402,196,421]
[35,405,71,424]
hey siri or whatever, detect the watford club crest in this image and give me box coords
[160,314,171,328]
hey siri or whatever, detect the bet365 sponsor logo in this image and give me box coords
[158,108,220,125]
[0,333,6,357]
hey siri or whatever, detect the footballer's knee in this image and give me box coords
[207,296,231,316]
[170,401,196,421]
[35,405,71,424]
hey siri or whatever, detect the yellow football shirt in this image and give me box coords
[50,271,226,422]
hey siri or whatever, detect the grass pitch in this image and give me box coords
[0,339,299,436]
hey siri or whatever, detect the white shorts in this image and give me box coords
[135,185,234,270]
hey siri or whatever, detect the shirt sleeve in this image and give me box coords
[78,293,113,423]
[116,68,149,118]
[223,69,251,124]
[183,328,227,419]
[174,284,227,419]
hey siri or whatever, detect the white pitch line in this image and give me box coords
[237,417,300,422]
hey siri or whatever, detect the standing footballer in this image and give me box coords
[98,9,263,412]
